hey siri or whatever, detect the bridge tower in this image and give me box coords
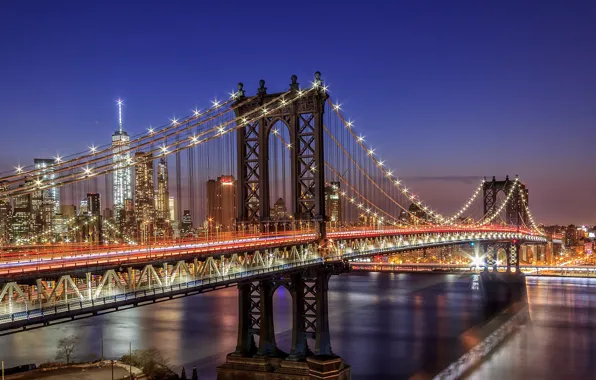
[482,175,528,227]
[234,73,328,240]
[482,176,529,272]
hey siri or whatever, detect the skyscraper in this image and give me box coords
[112,99,132,219]
[87,193,101,216]
[80,193,102,243]
[79,198,89,215]
[325,181,341,223]
[207,175,236,230]
[181,210,193,235]
[12,183,32,243]
[154,157,172,238]
[135,151,155,241]
[168,197,175,222]
[0,181,12,245]
[156,157,170,221]
[34,158,60,215]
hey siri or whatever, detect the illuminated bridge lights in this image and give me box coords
[0,227,544,330]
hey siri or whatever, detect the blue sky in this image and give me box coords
[0,0,594,224]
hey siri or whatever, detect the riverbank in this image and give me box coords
[5,360,143,380]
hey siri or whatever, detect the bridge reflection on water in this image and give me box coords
[0,272,593,379]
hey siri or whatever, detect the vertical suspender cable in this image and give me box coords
[175,135,182,231]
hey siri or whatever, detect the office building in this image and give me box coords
[34,158,60,215]
[60,205,76,218]
[103,207,113,220]
[155,157,170,221]
[0,182,12,245]
[119,198,136,240]
[12,185,32,243]
[79,193,102,243]
[169,197,175,221]
[154,157,172,238]
[112,100,132,219]
[271,198,287,220]
[181,210,193,235]
[206,175,236,229]
[134,152,155,241]
[325,181,341,223]
[79,198,89,215]
[87,193,101,216]
[408,203,427,224]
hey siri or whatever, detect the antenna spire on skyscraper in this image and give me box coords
[117,99,123,133]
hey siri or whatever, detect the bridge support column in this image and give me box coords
[256,279,281,357]
[218,263,350,380]
[288,272,310,360]
[231,282,257,357]
[507,243,520,272]
[313,269,332,356]
[514,243,521,272]
[482,244,496,272]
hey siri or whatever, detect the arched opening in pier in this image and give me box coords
[496,247,508,265]
[272,285,293,355]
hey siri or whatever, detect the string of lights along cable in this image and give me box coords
[0,72,545,255]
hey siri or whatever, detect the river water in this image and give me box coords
[0,273,593,379]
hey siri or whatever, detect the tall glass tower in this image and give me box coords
[156,157,170,221]
[112,99,132,217]
[34,158,60,214]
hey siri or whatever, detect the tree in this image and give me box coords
[55,335,78,365]
[180,367,187,380]
[121,347,177,379]
[192,367,198,380]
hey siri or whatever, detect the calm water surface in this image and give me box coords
[467,276,596,380]
[1,273,592,379]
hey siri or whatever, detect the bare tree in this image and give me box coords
[55,335,78,365]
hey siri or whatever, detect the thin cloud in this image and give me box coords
[401,176,482,185]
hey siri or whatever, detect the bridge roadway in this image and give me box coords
[351,262,596,277]
[0,226,545,334]
[0,226,544,280]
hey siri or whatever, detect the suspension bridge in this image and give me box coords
[0,72,551,379]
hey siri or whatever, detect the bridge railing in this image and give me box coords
[0,255,324,330]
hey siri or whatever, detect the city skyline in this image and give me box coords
[0,1,594,224]
[0,3,594,379]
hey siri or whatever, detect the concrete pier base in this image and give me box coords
[217,355,350,380]
[480,270,527,315]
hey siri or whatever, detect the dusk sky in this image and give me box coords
[0,0,594,224]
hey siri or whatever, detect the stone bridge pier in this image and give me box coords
[217,262,351,380]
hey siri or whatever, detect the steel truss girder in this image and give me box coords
[0,244,319,332]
